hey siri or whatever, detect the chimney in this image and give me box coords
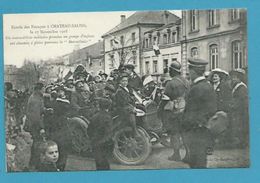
[120,15,126,23]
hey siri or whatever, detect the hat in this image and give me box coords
[229,69,246,80]
[211,68,229,76]
[188,58,208,68]
[124,64,135,70]
[74,79,84,85]
[104,84,116,92]
[169,61,181,73]
[143,75,154,86]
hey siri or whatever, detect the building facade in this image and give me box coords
[142,19,182,80]
[181,9,247,76]
[102,11,180,75]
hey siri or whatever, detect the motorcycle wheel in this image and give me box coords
[113,126,151,165]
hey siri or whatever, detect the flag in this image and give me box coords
[153,44,160,56]
[63,70,73,81]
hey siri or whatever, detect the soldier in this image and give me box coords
[124,64,143,91]
[158,61,190,161]
[229,69,249,148]
[181,58,217,168]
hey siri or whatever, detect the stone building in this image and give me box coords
[102,11,180,75]
[142,19,181,80]
[181,9,247,76]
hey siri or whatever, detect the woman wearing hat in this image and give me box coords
[114,73,138,136]
[210,69,232,113]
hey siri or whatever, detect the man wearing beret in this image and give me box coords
[182,58,217,168]
[124,64,143,91]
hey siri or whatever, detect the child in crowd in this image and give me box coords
[37,140,60,172]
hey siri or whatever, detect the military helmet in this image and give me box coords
[169,61,181,73]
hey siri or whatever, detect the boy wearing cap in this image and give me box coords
[181,58,217,168]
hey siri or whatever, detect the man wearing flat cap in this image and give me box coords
[124,64,143,91]
[158,61,190,161]
[181,58,217,168]
[26,82,46,169]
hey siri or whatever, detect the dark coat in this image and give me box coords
[230,81,249,139]
[37,162,59,172]
[50,98,72,147]
[128,73,143,91]
[182,77,217,131]
[114,86,136,115]
[88,110,113,146]
[26,91,45,133]
[213,81,232,112]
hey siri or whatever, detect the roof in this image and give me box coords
[144,19,181,34]
[102,11,181,37]
[77,41,104,59]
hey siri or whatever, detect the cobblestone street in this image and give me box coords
[65,144,249,171]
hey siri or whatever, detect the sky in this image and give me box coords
[3,10,181,68]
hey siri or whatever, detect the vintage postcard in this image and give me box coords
[3,9,249,172]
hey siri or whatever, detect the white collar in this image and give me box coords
[193,76,206,84]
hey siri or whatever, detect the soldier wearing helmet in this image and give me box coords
[158,60,190,161]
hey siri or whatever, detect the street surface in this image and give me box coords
[65,144,249,171]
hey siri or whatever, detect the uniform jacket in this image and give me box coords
[114,85,136,115]
[158,75,190,118]
[231,81,249,132]
[182,77,217,131]
[26,91,45,132]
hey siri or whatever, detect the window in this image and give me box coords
[232,41,243,69]
[191,47,198,58]
[149,35,152,48]
[167,30,171,44]
[132,32,136,43]
[120,35,124,46]
[145,61,150,74]
[190,10,198,31]
[163,59,168,73]
[145,38,149,48]
[172,32,176,43]
[153,37,157,45]
[231,9,240,21]
[209,44,219,70]
[153,60,158,73]
[163,34,168,44]
[208,10,218,27]
[109,55,115,67]
[132,50,137,65]
[172,58,177,63]
[110,39,113,47]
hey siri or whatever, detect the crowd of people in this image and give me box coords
[5,59,249,171]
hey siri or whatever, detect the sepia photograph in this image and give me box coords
[4,9,249,172]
